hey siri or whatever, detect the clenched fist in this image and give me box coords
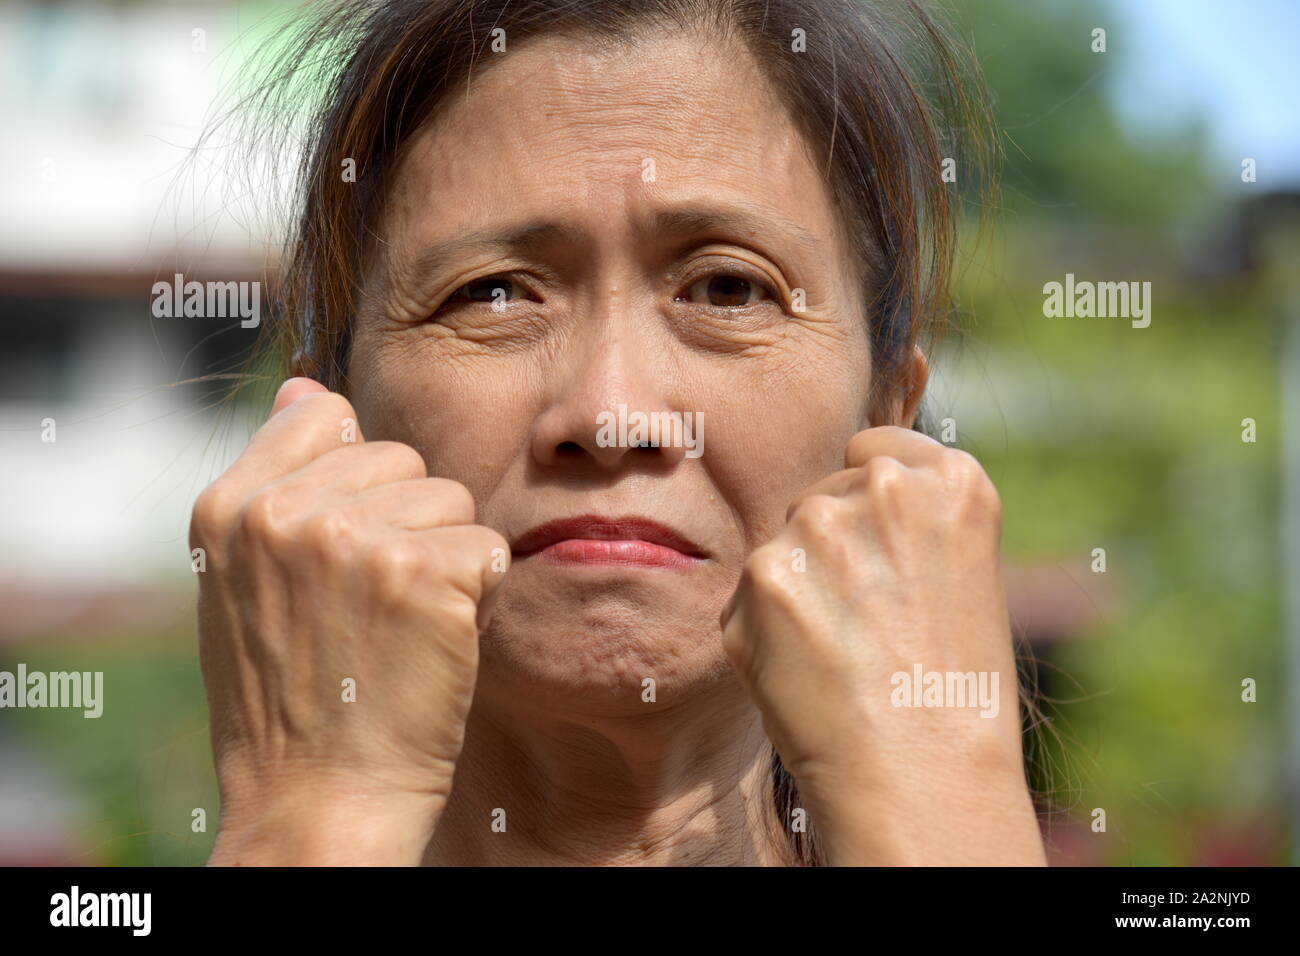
[720,426,1045,866]
[192,378,509,865]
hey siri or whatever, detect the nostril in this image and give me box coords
[556,440,584,456]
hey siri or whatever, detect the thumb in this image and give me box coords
[269,377,329,418]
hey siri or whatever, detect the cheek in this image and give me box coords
[700,334,872,548]
[348,330,539,494]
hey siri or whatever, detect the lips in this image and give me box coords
[511,515,707,569]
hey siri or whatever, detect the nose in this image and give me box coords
[529,294,691,473]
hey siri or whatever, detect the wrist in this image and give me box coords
[794,762,1046,866]
[209,787,445,866]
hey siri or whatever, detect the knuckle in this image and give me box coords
[365,538,425,599]
[303,390,357,425]
[191,481,238,542]
[863,456,909,500]
[299,508,361,563]
[942,450,1002,517]
[742,543,812,625]
[975,475,1003,516]
[431,479,477,524]
[744,543,793,597]
[238,488,296,547]
[368,441,428,480]
[942,448,983,480]
[791,493,843,534]
[969,482,1003,530]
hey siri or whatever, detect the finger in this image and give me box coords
[276,441,430,499]
[476,559,508,634]
[223,390,363,493]
[270,377,330,417]
[411,524,512,632]
[845,424,946,470]
[719,572,747,632]
[784,468,861,523]
[344,477,477,531]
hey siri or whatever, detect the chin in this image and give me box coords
[476,580,734,714]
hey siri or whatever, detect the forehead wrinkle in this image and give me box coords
[453,29,776,151]
[380,32,842,295]
[400,30,815,207]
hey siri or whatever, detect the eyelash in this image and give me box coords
[432,273,533,311]
[675,265,780,310]
[432,265,782,317]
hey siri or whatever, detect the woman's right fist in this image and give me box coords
[191,379,509,864]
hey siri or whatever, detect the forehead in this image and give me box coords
[381,28,841,253]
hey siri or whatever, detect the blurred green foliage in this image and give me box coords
[941,0,1287,862]
[6,631,216,866]
[946,0,1215,228]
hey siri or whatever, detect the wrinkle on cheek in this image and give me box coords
[365,312,559,367]
[701,326,870,532]
[453,309,578,355]
[736,309,869,382]
[352,326,547,486]
[794,309,871,365]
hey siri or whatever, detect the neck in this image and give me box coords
[422,685,791,866]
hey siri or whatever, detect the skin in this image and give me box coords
[197,28,1045,865]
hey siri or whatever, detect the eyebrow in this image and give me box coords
[397,220,585,282]
[650,202,823,253]
[394,201,823,283]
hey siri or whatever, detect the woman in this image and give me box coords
[193,0,1046,865]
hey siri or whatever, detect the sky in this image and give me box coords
[1117,0,1300,186]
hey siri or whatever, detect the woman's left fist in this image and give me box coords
[720,426,1045,865]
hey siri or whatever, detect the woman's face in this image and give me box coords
[349,29,874,712]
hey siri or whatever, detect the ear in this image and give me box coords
[898,346,929,428]
[868,346,929,428]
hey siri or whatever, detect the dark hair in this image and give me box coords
[223,0,999,866]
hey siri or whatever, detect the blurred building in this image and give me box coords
[0,0,271,640]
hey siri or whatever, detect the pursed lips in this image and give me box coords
[510,515,708,569]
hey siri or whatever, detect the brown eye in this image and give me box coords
[680,273,774,308]
[449,276,518,305]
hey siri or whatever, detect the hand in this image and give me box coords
[192,378,510,864]
[720,426,1044,865]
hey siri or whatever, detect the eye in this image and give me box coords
[443,275,524,309]
[677,272,776,308]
